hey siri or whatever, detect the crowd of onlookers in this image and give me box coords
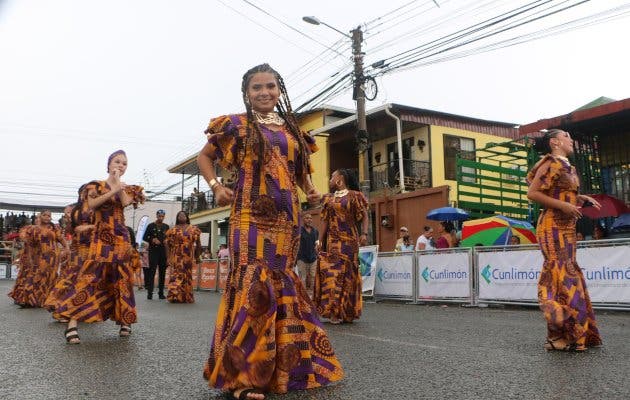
[0,212,38,241]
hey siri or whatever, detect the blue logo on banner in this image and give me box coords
[481,265,492,284]
[422,267,430,282]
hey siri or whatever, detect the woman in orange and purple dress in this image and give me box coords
[45,197,95,322]
[197,64,343,400]
[56,150,144,344]
[527,129,603,352]
[315,168,368,325]
[8,210,67,308]
[164,210,201,303]
[8,223,37,306]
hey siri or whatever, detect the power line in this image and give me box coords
[240,0,347,57]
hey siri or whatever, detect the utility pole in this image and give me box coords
[351,26,372,243]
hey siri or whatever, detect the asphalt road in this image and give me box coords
[1,280,629,400]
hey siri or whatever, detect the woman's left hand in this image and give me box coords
[359,233,368,246]
[578,194,602,210]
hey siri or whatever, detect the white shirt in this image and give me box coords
[415,234,434,250]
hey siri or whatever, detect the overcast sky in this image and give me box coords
[1,0,629,207]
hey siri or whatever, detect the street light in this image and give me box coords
[303,15,372,243]
[302,16,350,38]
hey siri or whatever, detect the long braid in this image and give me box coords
[275,73,311,179]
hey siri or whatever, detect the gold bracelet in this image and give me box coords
[208,178,220,189]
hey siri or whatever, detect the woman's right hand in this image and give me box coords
[109,170,126,193]
[214,185,235,207]
[559,201,582,219]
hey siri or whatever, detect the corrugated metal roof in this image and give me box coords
[519,97,630,135]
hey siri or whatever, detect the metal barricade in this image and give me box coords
[0,241,16,279]
[196,257,230,292]
[413,247,474,305]
[473,238,630,311]
[373,251,415,303]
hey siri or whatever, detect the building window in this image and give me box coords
[443,135,475,181]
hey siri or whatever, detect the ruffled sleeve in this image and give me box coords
[191,226,201,241]
[351,191,368,222]
[527,154,563,191]
[204,114,247,170]
[124,185,145,209]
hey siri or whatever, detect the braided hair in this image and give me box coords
[240,63,311,178]
[336,168,361,191]
[533,129,565,155]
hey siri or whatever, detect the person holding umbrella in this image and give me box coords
[527,129,602,352]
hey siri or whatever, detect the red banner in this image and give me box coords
[218,259,229,290]
[199,260,218,290]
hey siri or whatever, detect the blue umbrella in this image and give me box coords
[612,213,630,230]
[426,206,470,221]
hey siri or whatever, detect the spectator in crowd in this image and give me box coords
[394,226,414,252]
[143,209,170,300]
[216,243,229,259]
[576,231,585,241]
[296,212,318,295]
[435,221,455,249]
[415,226,435,251]
[509,235,521,245]
[201,247,212,259]
[592,224,606,240]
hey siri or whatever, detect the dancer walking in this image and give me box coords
[45,197,95,321]
[197,63,343,399]
[527,129,602,351]
[314,169,368,324]
[56,150,144,344]
[164,211,201,303]
[9,210,67,308]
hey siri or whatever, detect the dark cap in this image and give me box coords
[156,209,165,215]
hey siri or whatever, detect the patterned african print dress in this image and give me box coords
[202,114,343,394]
[45,206,94,319]
[56,182,144,326]
[527,154,601,349]
[10,224,63,307]
[8,225,36,306]
[165,224,200,303]
[314,190,368,323]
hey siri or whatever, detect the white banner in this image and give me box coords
[375,254,413,297]
[578,246,630,303]
[477,249,541,301]
[135,215,149,247]
[417,251,470,299]
[0,264,6,279]
[359,245,379,294]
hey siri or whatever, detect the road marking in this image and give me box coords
[337,332,446,350]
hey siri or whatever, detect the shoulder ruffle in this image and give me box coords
[526,154,564,191]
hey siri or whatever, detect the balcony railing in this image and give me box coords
[369,159,431,192]
[183,190,216,214]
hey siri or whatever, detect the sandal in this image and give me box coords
[230,388,265,400]
[64,327,80,344]
[119,325,132,337]
[544,337,586,352]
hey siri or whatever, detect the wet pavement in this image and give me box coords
[1,279,629,400]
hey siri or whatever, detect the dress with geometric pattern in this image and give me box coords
[314,190,367,323]
[527,154,602,349]
[202,114,343,394]
[55,181,144,325]
[45,205,94,319]
[165,224,200,303]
